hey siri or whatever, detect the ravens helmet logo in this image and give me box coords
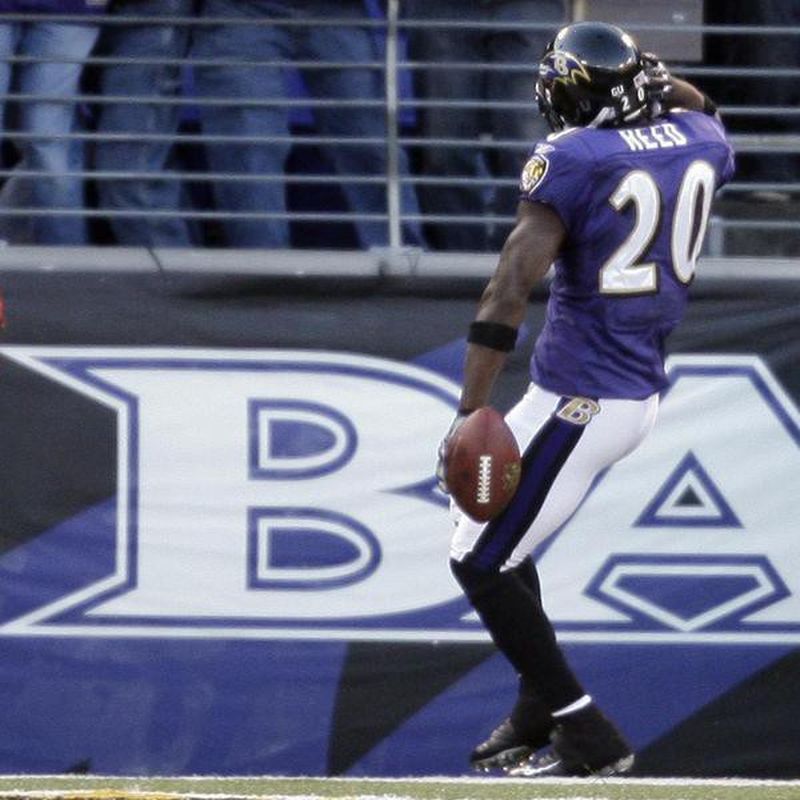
[542,51,592,88]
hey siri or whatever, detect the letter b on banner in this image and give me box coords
[249,400,357,479]
[34,350,460,628]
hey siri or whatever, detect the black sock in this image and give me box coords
[452,558,585,712]
[508,560,553,727]
[513,557,543,605]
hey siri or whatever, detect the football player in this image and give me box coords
[437,21,734,777]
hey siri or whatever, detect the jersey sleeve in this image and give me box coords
[518,138,591,230]
[704,113,736,187]
[716,123,736,187]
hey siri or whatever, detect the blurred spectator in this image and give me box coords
[404,0,565,251]
[705,1,800,199]
[0,0,107,245]
[93,0,423,249]
[194,0,424,249]
[91,0,195,247]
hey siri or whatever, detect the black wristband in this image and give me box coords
[467,320,518,352]
[702,94,718,117]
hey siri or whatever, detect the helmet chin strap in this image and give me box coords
[587,106,617,128]
[587,103,647,129]
[622,105,648,124]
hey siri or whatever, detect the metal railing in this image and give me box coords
[0,5,797,255]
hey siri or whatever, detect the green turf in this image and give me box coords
[1,775,800,800]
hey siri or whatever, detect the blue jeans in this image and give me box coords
[406,0,566,251]
[0,20,99,245]
[95,0,423,248]
[194,0,423,248]
[93,0,196,247]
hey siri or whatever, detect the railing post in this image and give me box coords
[384,0,402,249]
[571,0,587,21]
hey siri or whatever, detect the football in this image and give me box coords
[445,407,521,522]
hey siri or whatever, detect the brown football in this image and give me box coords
[445,407,521,522]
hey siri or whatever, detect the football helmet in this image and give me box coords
[536,21,650,131]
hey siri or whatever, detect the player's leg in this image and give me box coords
[452,386,569,770]
[504,392,656,776]
[469,559,556,772]
[451,384,658,775]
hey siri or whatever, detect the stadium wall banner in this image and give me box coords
[0,272,798,778]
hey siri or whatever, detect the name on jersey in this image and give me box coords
[618,122,688,152]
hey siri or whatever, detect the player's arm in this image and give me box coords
[664,75,723,122]
[456,200,565,413]
[664,77,709,113]
[434,199,565,491]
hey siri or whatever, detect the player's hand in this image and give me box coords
[435,412,469,493]
[642,52,672,116]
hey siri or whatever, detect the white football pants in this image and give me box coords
[450,382,659,571]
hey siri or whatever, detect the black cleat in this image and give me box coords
[509,749,634,778]
[470,718,542,772]
[507,704,634,778]
[470,693,554,772]
[469,717,553,772]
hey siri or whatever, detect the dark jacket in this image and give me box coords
[0,1,108,12]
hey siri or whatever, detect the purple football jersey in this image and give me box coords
[520,109,735,400]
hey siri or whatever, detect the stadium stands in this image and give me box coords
[0,1,797,258]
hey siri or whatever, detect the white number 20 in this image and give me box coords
[599,160,716,294]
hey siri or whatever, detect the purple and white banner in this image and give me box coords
[0,269,798,778]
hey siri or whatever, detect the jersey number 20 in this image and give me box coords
[600,160,716,294]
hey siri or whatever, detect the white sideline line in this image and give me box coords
[0,794,681,800]
[0,792,783,800]
[0,795,369,800]
[2,775,800,787]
